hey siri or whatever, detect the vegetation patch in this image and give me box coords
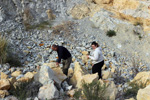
[124,80,147,99]
[74,80,109,100]
[106,30,116,37]
[0,36,8,64]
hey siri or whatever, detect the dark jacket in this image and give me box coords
[56,46,71,63]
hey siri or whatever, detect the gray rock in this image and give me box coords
[3,63,10,70]
[4,70,11,75]
[38,83,59,100]
[34,65,61,85]
[23,68,30,74]
[10,67,16,73]
[16,74,24,80]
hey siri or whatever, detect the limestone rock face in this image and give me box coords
[70,4,90,19]
[0,79,10,90]
[113,0,139,10]
[38,83,59,100]
[133,71,150,86]
[137,84,150,100]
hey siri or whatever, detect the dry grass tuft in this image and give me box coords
[0,36,8,64]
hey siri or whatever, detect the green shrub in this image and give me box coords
[0,36,8,64]
[106,30,116,37]
[131,57,142,77]
[124,80,147,99]
[9,82,30,100]
[139,35,142,40]
[74,80,109,100]
[0,36,22,66]
[6,52,22,67]
[134,22,143,26]
[9,81,42,100]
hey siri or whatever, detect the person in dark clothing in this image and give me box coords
[51,44,72,75]
[87,41,104,79]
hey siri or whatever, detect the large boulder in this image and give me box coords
[0,79,10,90]
[43,62,57,69]
[34,65,66,86]
[99,80,117,100]
[38,83,59,100]
[105,81,117,100]
[70,62,98,88]
[82,74,99,84]
[132,71,150,86]
[43,63,67,82]
[137,84,150,100]
[51,67,67,82]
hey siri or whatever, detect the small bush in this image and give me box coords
[9,82,29,100]
[9,81,42,100]
[134,22,143,26]
[139,35,142,40]
[106,30,116,37]
[6,52,22,67]
[114,68,127,84]
[74,80,109,100]
[131,57,144,77]
[0,36,8,64]
[124,80,147,99]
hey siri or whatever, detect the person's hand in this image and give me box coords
[87,55,89,59]
[56,62,60,66]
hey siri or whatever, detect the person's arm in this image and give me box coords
[57,48,63,63]
[89,50,99,61]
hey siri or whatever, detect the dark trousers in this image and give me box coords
[92,60,104,79]
[62,57,72,76]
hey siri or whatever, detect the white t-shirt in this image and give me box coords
[89,47,104,64]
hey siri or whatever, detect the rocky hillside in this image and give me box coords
[0,0,150,100]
